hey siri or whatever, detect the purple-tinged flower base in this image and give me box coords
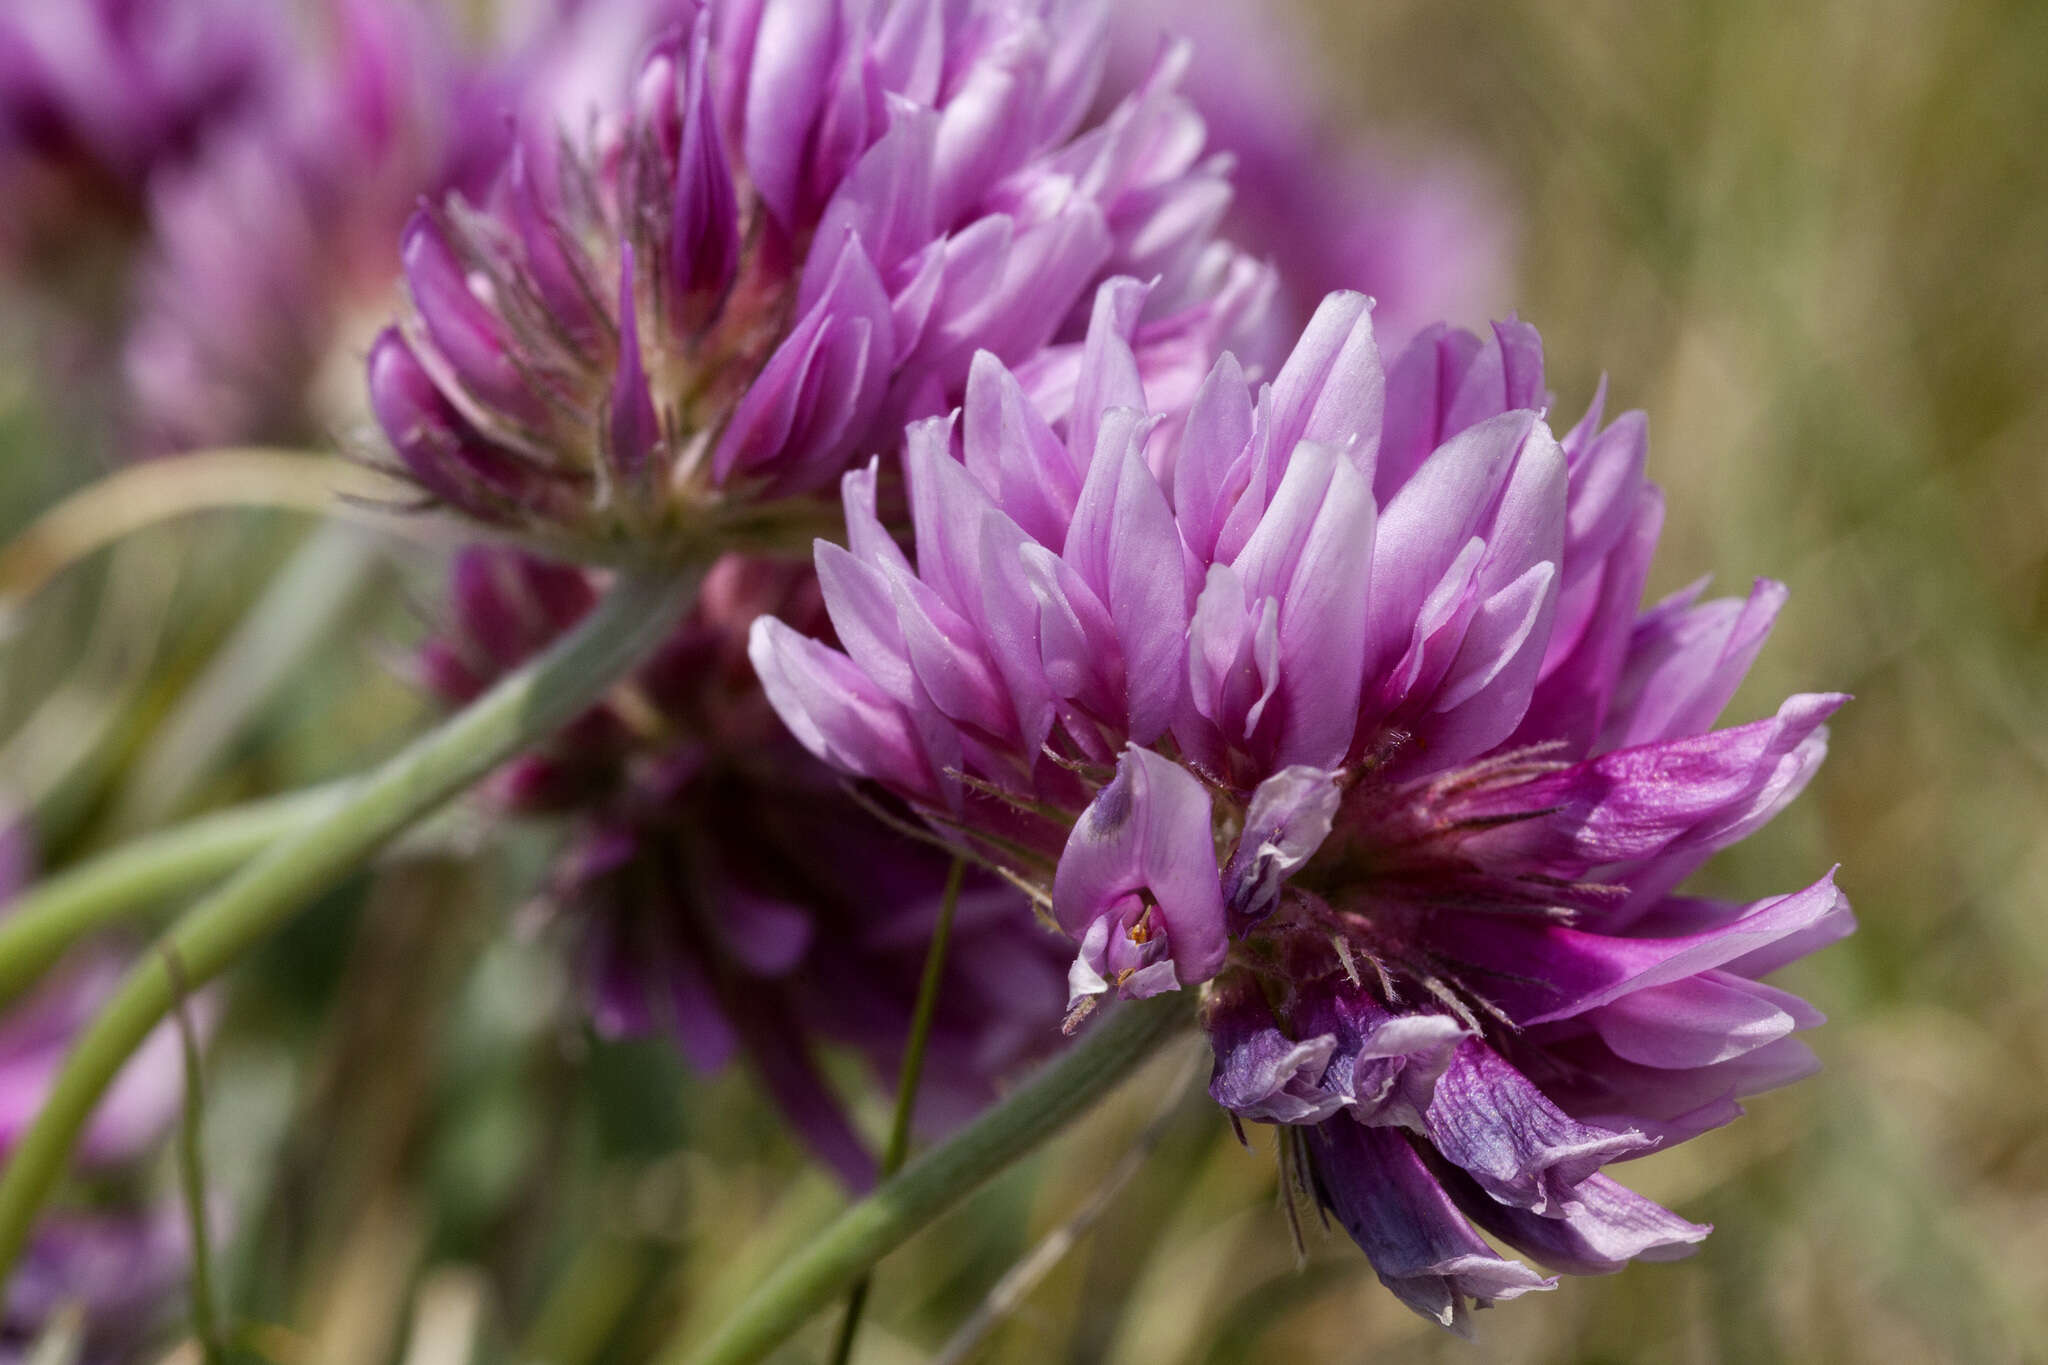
[754,280,1851,1327]
[370,0,1265,555]
[418,547,1064,1187]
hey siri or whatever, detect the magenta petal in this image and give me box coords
[1587,971,1819,1069]
[928,21,1040,225]
[748,617,937,802]
[961,349,1079,546]
[814,542,914,701]
[365,328,535,521]
[508,146,602,348]
[1067,276,1152,477]
[1443,315,1547,434]
[1459,692,1844,883]
[1514,489,1664,754]
[1471,872,1851,1027]
[1539,1032,1823,1145]
[1062,410,1191,744]
[1603,578,1788,749]
[668,13,740,303]
[810,104,938,291]
[401,210,537,423]
[1264,289,1384,470]
[1223,437,1376,767]
[1021,541,1123,724]
[1170,350,1255,562]
[737,0,839,232]
[605,243,660,479]
[1418,557,1559,769]
[973,510,1058,760]
[903,411,1016,627]
[1378,324,1485,498]
[1367,409,1541,677]
[888,571,1013,741]
[711,230,893,492]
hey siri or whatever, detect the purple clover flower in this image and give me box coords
[368,0,1265,554]
[416,548,1064,1187]
[750,281,1851,1328]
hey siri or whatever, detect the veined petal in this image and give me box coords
[1309,1120,1553,1334]
[1421,1040,1654,1214]
[1442,1166,1710,1276]
[1205,979,1344,1125]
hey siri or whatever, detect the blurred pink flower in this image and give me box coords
[0,0,283,275]
[1107,0,1515,344]
[123,0,692,452]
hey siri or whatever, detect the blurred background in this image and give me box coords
[2,0,2045,1361]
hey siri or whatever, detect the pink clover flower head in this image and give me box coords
[368,0,1266,557]
[752,280,1851,1328]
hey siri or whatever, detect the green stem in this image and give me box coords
[667,990,1196,1365]
[827,858,966,1365]
[0,784,345,1007]
[164,947,223,1364]
[0,567,697,1290]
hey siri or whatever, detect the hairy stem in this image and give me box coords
[667,990,1196,1365]
[0,567,697,1289]
[164,946,223,1364]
